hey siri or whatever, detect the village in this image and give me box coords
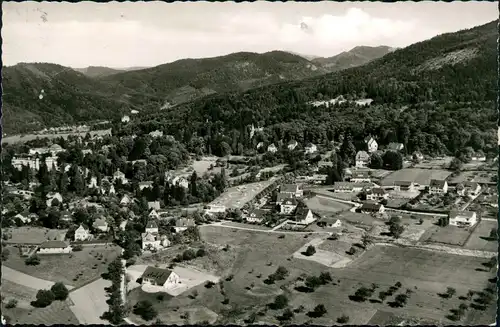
[1,120,497,326]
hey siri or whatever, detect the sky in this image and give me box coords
[2,1,498,68]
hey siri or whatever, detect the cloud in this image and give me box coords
[2,6,444,67]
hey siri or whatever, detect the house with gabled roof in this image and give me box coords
[364,136,378,153]
[350,171,371,183]
[74,225,91,241]
[120,195,131,206]
[280,184,303,198]
[449,210,478,227]
[463,181,481,197]
[287,140,298,151]
[267,144,278,153]
[145,221,159,234]
[305,143,317,154]
[93,218,109,233]
[276,192,294,205]
[246,209,267,223]
[366,188,388,201]
[113,170,128,184]
[140,266,181,289]
[280,197,298,214]
[148,201,161,210]
[360,202,385,214]
[139,181,154,191]
[429,179,448,194]
[293,202,315,225]
[394,181,415,192]
[149,209,160,219]
[355,151,370,168]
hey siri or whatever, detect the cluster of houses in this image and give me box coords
[355,136,406,168]
[11,144,65,171]
[256,140,318,155]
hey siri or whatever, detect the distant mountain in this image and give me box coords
[313,45,396,71]
[286,51,322,61]
[74,66,150,78]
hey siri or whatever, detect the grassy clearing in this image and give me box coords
[3,245,122,288]
[464,220,498,252]
[381,168,452,187]
[304,196,353,214]
[420,225,474,247]
[1,129,111,145]
[2,299,79,325]
[4,227,67,244]
[412,157,453,169]
[1,280,38,307]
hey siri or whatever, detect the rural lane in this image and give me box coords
[205,222,330,235]
[1,265,74,291]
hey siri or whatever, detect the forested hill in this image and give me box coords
[1,51,328,134]
[98,51,328,106]
[131,20,497,158]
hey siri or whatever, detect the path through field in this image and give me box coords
[68,278,111,325]
[208,222,330,235]
[1,265,74,291]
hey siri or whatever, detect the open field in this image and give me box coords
[208,179,277,210]
[304,196,353,214]
[448,170,496,184]
[381,168,452,187]
[193,227,496,324]
[336,211,383,228]
[1,279,38,308]
[3,245,122,288]
[1,129,111,144]
[68,278,111,324]
[3,227,67,244]
[2,299,79,325]
[369,169,393,179]
[463,220,498,252]
[420,225,474,247]
[412,157,453,169]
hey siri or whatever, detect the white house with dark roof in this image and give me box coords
[149,209,160,219]
[38,241,72,254]
[350,171,371,183]
[149,130,164,138]
[429,179,448,194]
[88,177,98,189]
[93,218,109,233]
[449,211,478,227]
[140,266,181,289]
[366,188,388,201]
[280,184,303,198]
[145,221,159,234]
[148,201,161,210]
[463,182,481,197]
[246,209,267,223]
[355,151,370,168]
[276,192,294,205]
[333,182,372,193]
[360,202,385,214]
[174,218,196,233]
[121,115,130,123]
[293,202,315,225]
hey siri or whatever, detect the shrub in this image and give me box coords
[5,299,18,309]
[32,289,55,308]
[205,281,215,288]
[25,255,40,266]
[337,314,349,323]
[72,244,83,251]
[133,300,158,321]
[51,282,69,301]
[271,295,289,310]
[304,245,316,256]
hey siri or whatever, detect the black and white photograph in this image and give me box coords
[0,1,498,326]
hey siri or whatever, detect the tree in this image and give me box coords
[1,248,10,261]
[361,234,372,248]
[277,308,294,322]
[489,228,497,240]
[274,266,289,280]
[389,222,405,239]
[25,255,41,266]
[319,272,333,284]
[369,153,383,169]
[378,291,387,302]
[304,245,316,256]
[51,282,69,300]
[337,314,349,323]
[133,300,158,321]
[311,304,327,317]
[32,289,55,308]
[382,150,403,170]
[272,294,289,310]
[305,276,322,290]
[449,157,463,171]
[446,287,456,298]
[5,299,18,309]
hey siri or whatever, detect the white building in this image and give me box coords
[287,140,298,151]
[38,241,72,254]
[205,204,226,215]
[120,195,131,206]
[145,221,159,234]
[365,137,378,153]
[139,181,154,191]
[449,211,478,227]
[113,170,128,184]
[246,209,266,223]
[121,115,130,123]
[350,172,371,183]
[355,151,370,168]
[360,202,385,214]
[463,182,482,197]
[267,144,278,153]
[293,205,315,225]
[329,219,342,228]
[74,225,91,241]
[305,143,317,154]
[280,198,298,214]
[109,185,116,195]
[88,177,98,189]
[174,218,196,233]
[148,201,161,210]
[429,180,448,194]
[140,266,181,289]
[366,188,388,201]
[149,130,164,138]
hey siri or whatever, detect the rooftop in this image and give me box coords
[141,266,174,285]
